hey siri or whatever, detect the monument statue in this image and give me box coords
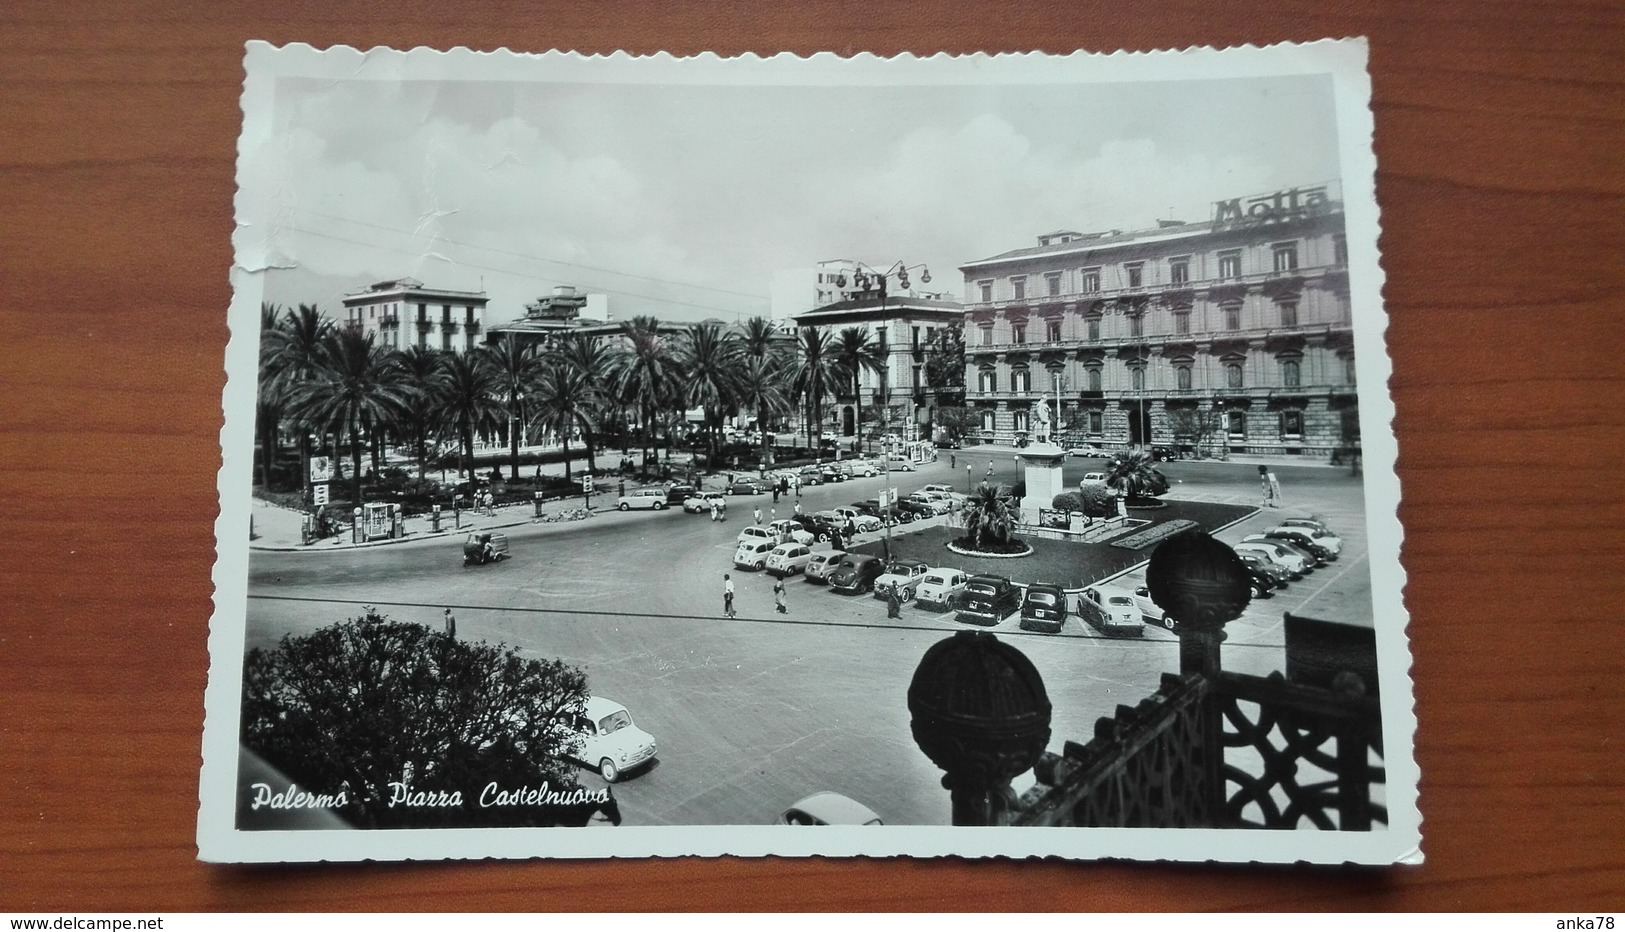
[1032,400,1051,444]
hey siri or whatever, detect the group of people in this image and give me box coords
[722,572,789,619]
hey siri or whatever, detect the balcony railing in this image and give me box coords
[971,265,1342,312]
[966,322,1350,355]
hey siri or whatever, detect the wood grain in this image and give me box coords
[2,0,1622,912]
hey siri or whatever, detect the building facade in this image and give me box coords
[341,278,489,354]
[793,293,964,441]
[959,184,1357,458]
[483,284,611,348]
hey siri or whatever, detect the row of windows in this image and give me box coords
[977,301,1313,345]
[349,302,483,325]
[974,236,1347,304]
[973,356,1350,393]
[982,408,1307,440]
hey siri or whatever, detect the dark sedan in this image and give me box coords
[1239,552,1292,592]
[1019,583,1069,633]
[956,575,1021,626]
[729,478,767,495]
[828,554,885,595]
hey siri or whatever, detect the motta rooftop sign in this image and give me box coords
[1212,184,1339,227]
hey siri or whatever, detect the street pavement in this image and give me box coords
[242,450,1372,825]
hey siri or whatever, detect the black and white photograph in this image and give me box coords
[202,41,1418,863]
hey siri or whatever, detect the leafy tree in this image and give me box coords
[260,303,334,491]
[923,322,966,406]
[934,405,979,445]
[282,329,412,505]
[241,608,591,828]
[960,482,1022,552]
[255,303,286,489]
[1104,449,1171,502]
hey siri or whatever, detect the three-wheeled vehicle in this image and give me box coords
[463,532,509,566]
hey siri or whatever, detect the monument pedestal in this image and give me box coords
[1016,441,1067,526]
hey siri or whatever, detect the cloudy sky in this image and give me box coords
[246,70,1342,326]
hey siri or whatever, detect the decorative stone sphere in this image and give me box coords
[1145,531,1253,632]
[908,632,1052,789]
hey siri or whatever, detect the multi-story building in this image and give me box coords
[793,290,964,441]
[483,285,611,348]
[341,278,489,354]
[958,183,1357,458]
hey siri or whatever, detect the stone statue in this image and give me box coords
[1032,400,1051,444]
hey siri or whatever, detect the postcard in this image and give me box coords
[202,40,1419,863]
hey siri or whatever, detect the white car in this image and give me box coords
[1078,584,1145,637]
[1269,524,1344,557]
[777,792,883,826]
[872,559,932,601]
[906,492,952,515]
[914,568,969,610]
[733,538,775,570]
[683,491,727,514]
[803,550,846,583]
[1081,472,1107,484]
[736,525,777,547]
[617,488,669,511]
[767,519,815,546]
[885,458,917,472]
[765,542,815,577]
[831,507,882,533]
[569,696,658,783]
[1067,445,1110,458]
[1234,540,1311,576]
[1131,586,1176,630]
[919,484,966,504]
[847,461,880,478]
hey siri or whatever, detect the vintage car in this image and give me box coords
[1239,552,1292,593]
[1233,540,1310,577]
[765,542,815,577]
[831,506,882,534]
[682,490,728,514]
[776,792,883,826]
[728,477,768,495]
[1130,586,1178,629]
[803,550,847,584]
[872,559,932,601]
[568,696,657,783]
[1019,583,1069,633]
[733,538,776,571]
[462,532,509,566]
[828,554,885,595]
[914,568,969,611]
[1266,525,1344,558]
[767,519,816,546]
[736,525,778,546]
[955,575,1021,625]
[616,488,670,511]
[1078,584,1147,637]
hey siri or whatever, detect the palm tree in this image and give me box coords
[961,482,1021,552]
[549,333,615,476]
[674,322,745,468]
[391,346,446,479]
[736,352,791,466]
[528,364,598,483]
[790,326,839,452]
[740,315,779,359]
[432,352,506,483]
[832,326,884,452]
[480,337,544,480]
[261,304,334,487]
[610,316,674,469]
[256,303,285,489]
[282,329,412,506]
[1104,449,1171,502]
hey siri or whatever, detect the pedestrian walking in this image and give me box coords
[770,507,777,524]
[772,484,781,504]
[950,453,956,470]
[753,507,762,526]
[793,501,801,516]
[619,479,626,498]
[723,574,736,618]
[886,585,902,619]
[710,500,720,522]
[1259,465,1275,508]
[845,518,857,541]
[773,580,787,614]
[1267,469,1283,508]
[442,608,457,638]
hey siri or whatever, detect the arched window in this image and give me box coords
[1131,367,1146,391]
[1012,368,1031,393]
[1222,302,1242,331]
[1176,364,1193,391]
[1226,361,1245,389]
[1129,314,1145,338]
[1280,358,1301,387]
[1086,315,1102,341]
[1087,368,1102,392]
[978,368,997,393]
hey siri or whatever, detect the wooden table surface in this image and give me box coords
[2,0,1622,913]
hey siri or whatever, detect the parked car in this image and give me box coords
[1243,534,1326,568]
[873,559,932,601]
[1258,529,1338,563]
[803,550,847,583]
[568,696,657,783]
[956,575,1021,625]
[777,792,883,826]
[885,458,917,472]
[808,511,847,541]
[818,464,847,483]
[1067,445,1110,458]
[919,485,965,506]
[664,484,697,506]
[1233,540,1309,577]
[1130,586,1178,629]
[1082,472,1107,484]
[914,568,969,611]
[683,490,727,514]
[1019,583,1069,633]
[1239,551,1292,592]
[1078,584,1146,637]
[767,518,815,546]
[907,492,953,515]
[765,542,815,577]
[797,468,825,486]
[819,431,840,443]
[1278,517,1338,537]
[828,554,886,595]
[895,497,937,520]
[617,488,670,511]
[737,525,778,546]
[733,539,776,571]
[832,507,882,533]
[1267,524,1344,558]
[848,460,880,478]
[728,477,767,495]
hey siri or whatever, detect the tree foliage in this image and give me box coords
[960,482,1022,552]
[1104,449,1171,501]
[241,608,590,828]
